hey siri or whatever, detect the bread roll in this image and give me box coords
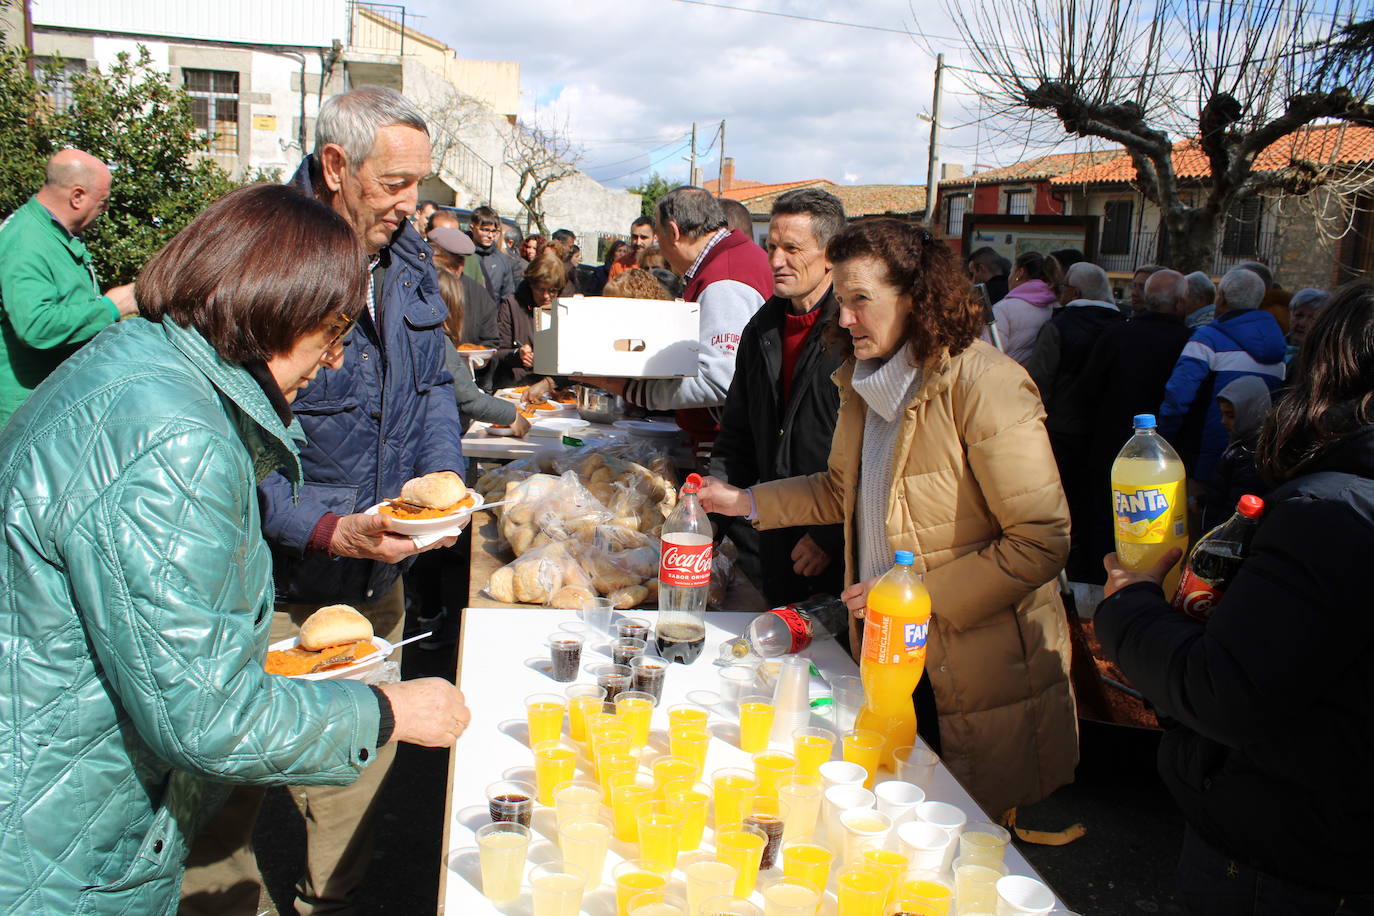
[299,604,373,650]
[400,471,467,508]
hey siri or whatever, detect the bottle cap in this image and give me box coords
[893,550,915,566]
[683,472,703,494]
[1237,494,1265,518]
[1132,414,1157,429]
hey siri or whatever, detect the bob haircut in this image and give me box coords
[524,250,567,291]
[825,218,984,363]
[604,267,671,301]
[137,184,365,363]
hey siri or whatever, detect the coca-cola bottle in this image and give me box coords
[718,595,849,664]
[1172,494,1265,621]
[657,472,712,664]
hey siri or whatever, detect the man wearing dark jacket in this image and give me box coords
[710,188,846,604]
[181,87,466,916]
[468,205,517,302]
[1073,269,1194,582]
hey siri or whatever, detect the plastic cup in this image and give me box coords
[476,821,530,904]
[954,854,1009,913]
[744,794,786,870]
[685,859,739,915]
[629,891,689,915]
[892,873,954,916]
[874,779,926,828]
[713,766,759,831]
[631,654,668,704]
[552,779,602,831]
[753,750,797,798]
[616,690,656,748]
[612,635,649,668]
[637,800,684,871]
[719,664,757,709]
[565,684,607,743]
[761,880,822,916]
[995,875,1057,915]
[559,814,613,886]
[897,820,955,874]
[960,821,1012,866]
[894,744,939,790]
[664,779,711,851]
[838,807,892,866]
[835,863,891,916]
[828,674,864,733]
[548,631,585,683]
[532,741,577,806]
[611,773,657,843]
[486,779,534,826]
[699,896,764,916]
[591,663,634,712]
[715,824,769,898]
[781,839,835,893]
[583,595,614,638]
[822,783,875,846]
[669,703,710,732]
[738,695,775,754]
[777,776,823,843]
[767,656,813,747]
[859,847,908,904]
[841,728,884,789]
[669,723,711,776]
[617,616,652,640]
[819,760,868,792]
[526,692,567,746]
[529,861,586,916]
[614,858,671,916]
[652,754,699,796]
[598,751,638,803]
[791,727,835,779]
[915,801,967,859]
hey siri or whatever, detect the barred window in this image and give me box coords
[1101,200,1134,255]
[183,69,239,155]
[1005,189,1032,216]
[1222,198,1263,258]
[946,194,969,237]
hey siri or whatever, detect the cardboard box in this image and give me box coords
[531,295,700,379]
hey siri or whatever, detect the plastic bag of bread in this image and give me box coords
[499,472,615,557]
[485,541,597,608]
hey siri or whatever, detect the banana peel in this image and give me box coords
[999,807,1087,846]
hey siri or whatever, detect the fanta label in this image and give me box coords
[862,608,929,666]
[1113,481,1185,543]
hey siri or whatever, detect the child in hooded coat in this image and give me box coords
[1203,375,1273,531]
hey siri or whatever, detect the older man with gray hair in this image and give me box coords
[1159,266,1286,481]
[1182,270,1216,328]
[181,86,467,916]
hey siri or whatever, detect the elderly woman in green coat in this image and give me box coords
[0,184,470,915]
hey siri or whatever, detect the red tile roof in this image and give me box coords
[939,150,1121,187]
[734,183,928,218]
[1050,123,1374,185]
[705,177,837,201]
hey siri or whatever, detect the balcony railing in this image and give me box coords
[1096,228,1279,276]
[347,1,407,56]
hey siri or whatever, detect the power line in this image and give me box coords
[593,140,694,183]
[669,0,917,36]
[583,133,692,171]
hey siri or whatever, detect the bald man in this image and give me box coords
[0,149,136,424]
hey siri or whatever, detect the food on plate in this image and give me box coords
[380,471,473,520]
[533,402,559,411]
[456,342,489,351]
[265,604,377,677]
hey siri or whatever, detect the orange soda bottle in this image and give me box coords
[855,551,932,769]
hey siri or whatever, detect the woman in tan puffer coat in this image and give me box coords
[701,218,1077,817]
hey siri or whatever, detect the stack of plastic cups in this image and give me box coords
[768,656,812,747]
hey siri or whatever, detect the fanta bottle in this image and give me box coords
[1111,414,1189,597]
[855,551,932,768]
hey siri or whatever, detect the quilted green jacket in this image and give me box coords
[0,317,382,915]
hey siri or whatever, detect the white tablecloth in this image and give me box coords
[439,608,1064,913]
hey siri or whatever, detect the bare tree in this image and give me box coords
[504,118,582,235]
[941,0,1374,271]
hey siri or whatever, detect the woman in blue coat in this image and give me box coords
[0,184,469,915]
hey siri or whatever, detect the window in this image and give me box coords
[1005,189,1032,216]
[1222,198,1263,258]
[1101,200,1134,255]
[40,58,86,113]
[945,194,969,237]
[183,68,240,155]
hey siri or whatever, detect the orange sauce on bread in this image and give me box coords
[379,494,475,520]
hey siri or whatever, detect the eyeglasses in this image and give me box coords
[323,310,357,355]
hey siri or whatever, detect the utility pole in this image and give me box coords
[687,122,700,187]
[922,54,945,227]
[717,119,726,191]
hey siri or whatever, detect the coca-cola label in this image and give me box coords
[773,605,813,653]
[1172,567,1222,621]
[660,539,712,588]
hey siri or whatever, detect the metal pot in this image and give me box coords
[577,385,625,425]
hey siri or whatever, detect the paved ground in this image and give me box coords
[255,621,1188,916]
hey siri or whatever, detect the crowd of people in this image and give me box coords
[0,79,1369,916]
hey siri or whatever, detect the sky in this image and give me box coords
[402,0,1088,191]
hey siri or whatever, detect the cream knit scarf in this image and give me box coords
[851,351,922,582]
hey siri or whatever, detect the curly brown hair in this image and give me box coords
[824,217,984,363]
[603,267,672,301]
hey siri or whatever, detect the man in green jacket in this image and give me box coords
[0,148,137,425]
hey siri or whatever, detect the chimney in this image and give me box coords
[722,157,735,191]
[942,163,965,180]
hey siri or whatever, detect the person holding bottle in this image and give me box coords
[699,218,1076,819]
[1097,280,1374,915]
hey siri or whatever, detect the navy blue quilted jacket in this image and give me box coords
[259,158,466,605]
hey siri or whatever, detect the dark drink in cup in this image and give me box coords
[549,634,583,682]
[610,636,647,668]
[485,781,533,827]
[616,617,650,641]
[655,622,706,664]
[592,664,632,712]
[630,655,667,704]
[745,812,785,869]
